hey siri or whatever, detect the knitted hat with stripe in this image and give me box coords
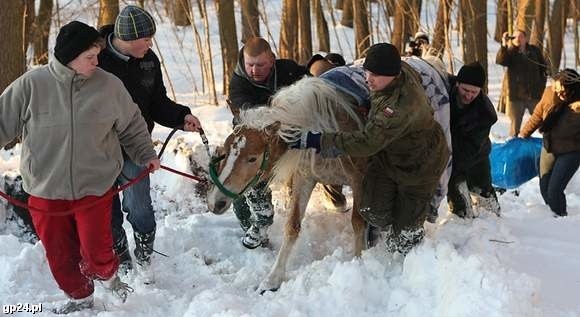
[114,5,156,41]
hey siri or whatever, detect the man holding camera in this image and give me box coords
[496,29,547,137]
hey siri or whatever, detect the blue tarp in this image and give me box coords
[490,137,543,189]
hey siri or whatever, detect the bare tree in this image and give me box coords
[432,0,453,58]
[199,0,217,105]
[335,0,343,9]
[314,0,330,52]
[32,0,53,65]
[547,0,569,73]
[353,0,370,58]
[298,0,312,64]
[216,0,238,95]
[172,0,191,26]
[0,1,26,93]
[530,0,547,50]
[241,0,260,42]
[98,0,119,28]
[279,0,298,59]
[460,0,487,87]
[24,0,35,50]
[391,1,412,52]
[494,0,508,42]
[515,0,534,36]
[340,0,353,27]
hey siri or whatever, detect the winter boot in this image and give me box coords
[134,230,155,267]
[101,275,134,302]
[385,226,425,256]
[134,230,156,284]
[241,225,269,249]
[113,230,133,275]
[52,295,94,314]
[364,224,381,248]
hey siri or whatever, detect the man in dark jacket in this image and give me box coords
[228,37,308,249]
[98,5,202,279]
[496,29,547,137]
[447,62,500,218]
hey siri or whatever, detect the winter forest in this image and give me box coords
[1,0,580,316]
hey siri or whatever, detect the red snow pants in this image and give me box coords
[29,189,119,299]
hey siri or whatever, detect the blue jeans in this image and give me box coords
[539,148,580,216]
[111,159,156,242]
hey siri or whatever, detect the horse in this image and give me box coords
[206,76,369,293]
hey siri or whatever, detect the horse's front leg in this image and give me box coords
[259,175,315,293]
[350,180,366,256]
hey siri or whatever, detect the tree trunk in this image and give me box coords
[547,0,569,73]
[279,0,298,59]
[314,0,330,52]
[391,1,412,52]
[24,0,35,50]
[335,0,343,9]
[0,1,26,93]
[432,0,453,58]
[460,0,487,89]
[353,0,370,58]
[241,0,260,42]
[172,0,191,26]
[530,0,547,49]
[495,0,508,42]
[98,0,119,28]
[515,0,534,36]
[340,0,353,27]
[199,0,217,105]
[298,0,312,64]
[32,0,53,65]
[215,0,238,95]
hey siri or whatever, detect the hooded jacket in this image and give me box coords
[0,59,157,200]
[98,25,191,133]
[228,48,308,113]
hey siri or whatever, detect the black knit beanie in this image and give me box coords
[457,62,486,88]
[363,43,401,76]
[54,21,101,65]
[114,5,156,41]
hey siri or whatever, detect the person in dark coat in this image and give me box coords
[521,69,580,217]
[227,37,308,249]
[98,5,202,279]
[447,62,500,218]
[285,43,449,255]
[496,29,547,137]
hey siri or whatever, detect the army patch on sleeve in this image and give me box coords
[383,106,395,117]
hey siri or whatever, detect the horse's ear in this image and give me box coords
[264,121,281,137]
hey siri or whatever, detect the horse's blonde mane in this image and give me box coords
[238,77,364,184]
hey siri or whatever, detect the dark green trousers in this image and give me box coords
[232,180,274,231]
[447,156,498,217]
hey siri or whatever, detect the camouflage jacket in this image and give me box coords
[321,63,449,184]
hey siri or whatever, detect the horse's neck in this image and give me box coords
[264,135,288,177]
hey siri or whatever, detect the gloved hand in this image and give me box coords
[285,130,322,153]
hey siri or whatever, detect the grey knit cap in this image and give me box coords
[114,5,156,41]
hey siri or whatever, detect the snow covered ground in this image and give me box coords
[1,1,579,316]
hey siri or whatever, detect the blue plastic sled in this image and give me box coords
[490,137,542,189]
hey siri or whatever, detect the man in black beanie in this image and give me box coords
[284,43,449,255]
[447,62,500,218]
[97,5,203,282]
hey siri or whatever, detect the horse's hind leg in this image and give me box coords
[350,181,366,256]
[259,176,315,293]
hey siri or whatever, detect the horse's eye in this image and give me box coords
[248,157,257,163]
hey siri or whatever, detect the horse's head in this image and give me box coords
[207,122,282,214]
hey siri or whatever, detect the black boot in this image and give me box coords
[134,229,155,267]
[113,228,132,274]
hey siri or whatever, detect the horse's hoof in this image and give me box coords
[259,287,279,295]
